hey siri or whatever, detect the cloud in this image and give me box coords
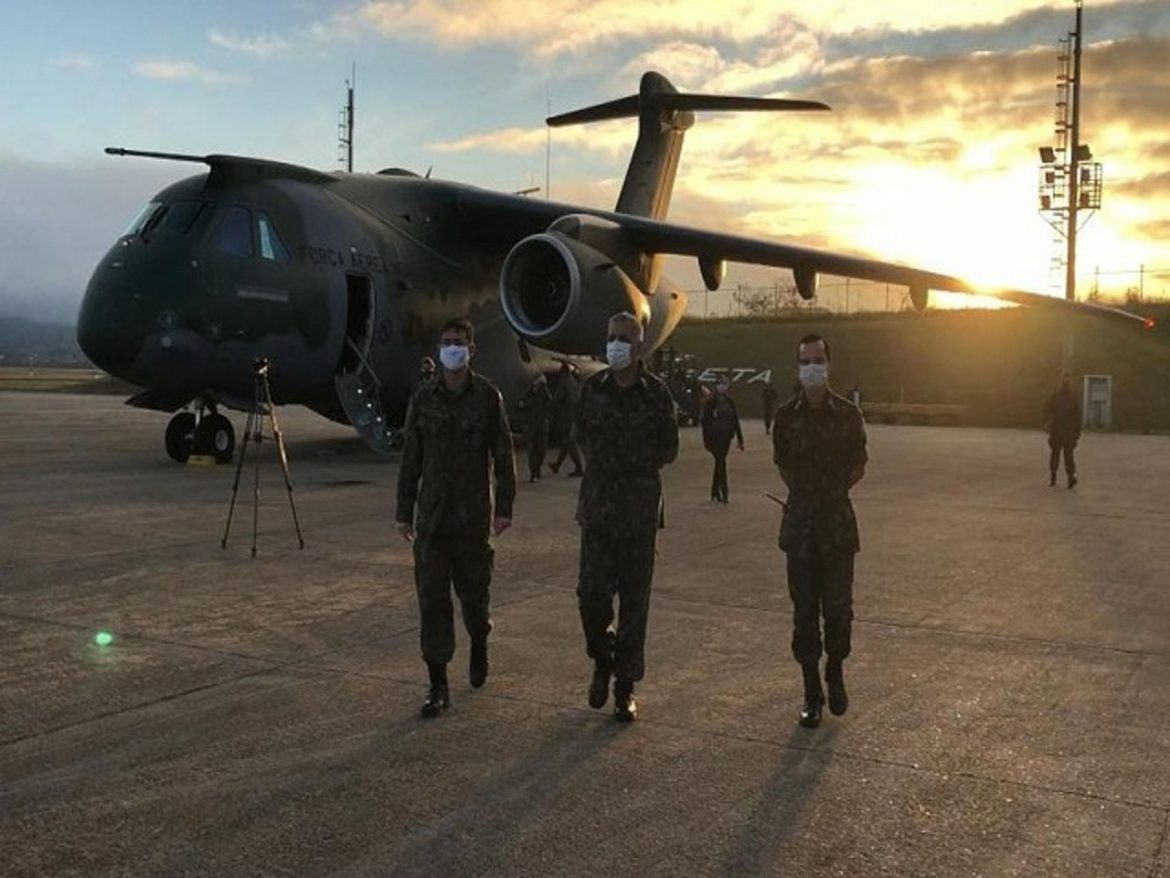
[1141,141,1170,165]
[430,119,634,160]
[1137,219,1170,241]
[50,53,96,72]
[311,1,1142,60]
[617,29,823,93]
[1110,171,1170,200]
[430,126,547,155]
[207,29,289,58]
[132,59,244,84]
[0,155,186,323]
[340,1,785,56]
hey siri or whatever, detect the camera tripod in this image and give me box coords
[221,357,305,556]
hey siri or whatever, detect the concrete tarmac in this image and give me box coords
[1,392,1167,877]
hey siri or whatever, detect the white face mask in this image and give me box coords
[799,362,829,389]
[606,340,633,370]
[439,344,470,371]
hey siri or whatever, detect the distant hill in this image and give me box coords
[0,316,87,366]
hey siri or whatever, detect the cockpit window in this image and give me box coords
[157,200,208,235]
[214,205,254,258]
[123,201,163,237]
[257,211,291,263]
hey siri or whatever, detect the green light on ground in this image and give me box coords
[94,631,114,647]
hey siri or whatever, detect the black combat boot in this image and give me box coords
[1068,473,1077,489]
[798,663,824,728]
[589,658,612,709]
[1049,471,1057,487]
[420,662,450,719]
[613,678,637,723]
[825,658,848,716]
[469,636,489,689]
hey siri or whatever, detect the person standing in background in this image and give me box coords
[701,378,744,503]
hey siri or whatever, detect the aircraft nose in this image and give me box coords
[77,275,145,375]
[77,320,142,374]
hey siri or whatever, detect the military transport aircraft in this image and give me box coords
[77,71,1146,462]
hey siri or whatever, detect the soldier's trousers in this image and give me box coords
[578,526,657,681]
[710,451,728,500]
[707,437,731,500]
[551,438,582,472]
[764,408,775,435]
[413,535,494,666]
[1048,438,1076,477]
[784,544,855,666]
[525,428,548,478]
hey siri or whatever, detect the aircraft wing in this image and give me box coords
[610,212,1148,323]
[456,188,1150,325]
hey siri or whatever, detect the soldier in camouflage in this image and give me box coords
[772,333,867,728]
[574,312,679,722]
[395,317,517,719]
[519,374,553,482]
[548,362,584,477]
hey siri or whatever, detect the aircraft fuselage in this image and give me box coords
[80,170,677,450]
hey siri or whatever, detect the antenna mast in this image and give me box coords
[1038,1,1101,301]
[545,89,552,200]
[338,63,355,173]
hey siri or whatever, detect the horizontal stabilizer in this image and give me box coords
[547,93,829,127]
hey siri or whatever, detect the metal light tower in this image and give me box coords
[1038,1,1102,302]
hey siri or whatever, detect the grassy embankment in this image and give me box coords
[0,367,137,395]
[671,303,1170,431]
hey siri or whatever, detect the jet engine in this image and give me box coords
[499,224,651,355]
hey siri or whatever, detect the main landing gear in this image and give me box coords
[165,404,236,464]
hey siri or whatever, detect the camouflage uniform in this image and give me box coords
[519,379,553,480]
[575,365,679,681]
[1044,387,1081,481]
[395,372,516,666]
[762,384,779,435]
[549,371,583,474]
[772,392,867,666]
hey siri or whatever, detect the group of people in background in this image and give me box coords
[518,362,583,483]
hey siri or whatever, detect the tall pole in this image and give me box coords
[1064,1,1083,301]
[347,63,355,173]
[545,89,552,201]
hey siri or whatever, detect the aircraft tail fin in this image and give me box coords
[547,71,828,221]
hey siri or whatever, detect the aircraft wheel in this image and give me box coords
[195,413,236,463]
[165,412,196,463]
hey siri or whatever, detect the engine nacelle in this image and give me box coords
[499,232,651,355]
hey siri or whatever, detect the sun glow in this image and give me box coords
[840,162,1053,295]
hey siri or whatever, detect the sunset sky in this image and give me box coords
[1,0,1168,321]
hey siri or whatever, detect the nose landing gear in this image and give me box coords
[164,405,236,464]
[165,412,196,463]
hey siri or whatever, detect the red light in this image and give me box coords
[1144,318,1157,330]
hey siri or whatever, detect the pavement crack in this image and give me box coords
[1151,809,1170,878]
[631,713,1169,816]
[0,665,291,750]
[859,617,1163,658]
[0,610,293,665]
